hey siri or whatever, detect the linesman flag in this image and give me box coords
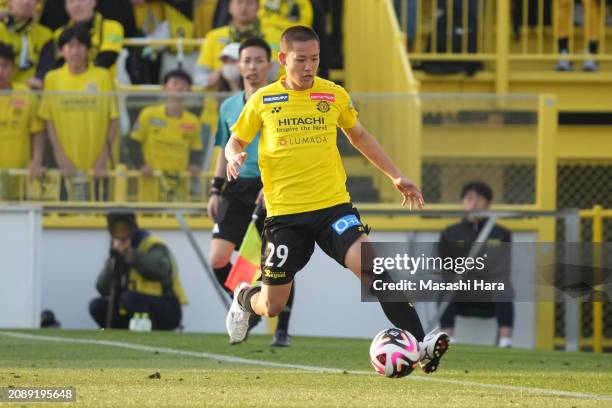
[224,208,262,291]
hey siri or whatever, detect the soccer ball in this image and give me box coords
[369,328,420,378]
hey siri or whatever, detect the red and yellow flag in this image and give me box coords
[224,221,261,291]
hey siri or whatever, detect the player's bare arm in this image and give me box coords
[93,118,119,179]
[343,121,425,209]
[224,134,249,181]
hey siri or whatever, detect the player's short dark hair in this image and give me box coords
[460,181,493,202]
[58,23,92,50]
[0,42,15,63]
[281,25,320,49]
[163,69,193,86]
[239,37,271,61]
[107,211,138,232]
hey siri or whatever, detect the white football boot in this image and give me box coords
[226,282,252,344]
[419,328,450,374]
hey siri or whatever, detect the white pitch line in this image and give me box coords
[1,331,611,402]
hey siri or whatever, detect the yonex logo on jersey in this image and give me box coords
[332,215,362,235]
[310,93,335,102]
[271,107,282,113]
[263,94,289,104]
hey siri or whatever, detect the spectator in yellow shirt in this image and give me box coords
[129,69,203,201]
[0,0,55,89]
[131,0,197,82]
[194,0,281,89]
[0,41,44,196]
[39,24,118,198]
[53,0,124,77]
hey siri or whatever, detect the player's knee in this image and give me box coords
[210,251,231,269]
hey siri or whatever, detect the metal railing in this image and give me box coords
[0,166,214,204]
[579,205,612,353]
[395,0,612,93]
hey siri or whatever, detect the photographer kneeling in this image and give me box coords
[89,212,188,330]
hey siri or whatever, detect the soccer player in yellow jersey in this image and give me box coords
[129,69,203,201]
[39,24,118,188]
[225,26,450,373]
[0,42,43,188]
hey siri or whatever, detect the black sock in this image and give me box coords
[276,284,295,332]
[589,41,598,55]
[558,38,569,53]
[213,263,233,296]
[378,301,425,342]
[238,285,261,315]
[370,272,425,342]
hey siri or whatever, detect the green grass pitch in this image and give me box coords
[1,329,611,407]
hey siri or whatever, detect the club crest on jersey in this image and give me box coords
[332,215,362,235]
[316,101,330,113]
[263,93,289,104]
[310,92,335,102]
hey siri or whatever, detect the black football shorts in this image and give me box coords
[212,177,264,247]
[260,203,369,285]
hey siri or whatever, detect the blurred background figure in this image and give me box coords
[0,0,55,89]
[131,0,197,83]
[208,0,329,78]
[556,0,602,71]
[40,309,61,328]
[51,0,125,77]
[129,69,203,202]
[194,0,281,88]
[39,24,118,200]
[0,41,44,200]
[217,41,241,91]
[437,181,514,348]
[89,212,188,330]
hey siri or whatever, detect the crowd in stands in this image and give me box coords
[5,1,607,201]
[0,0,335,201]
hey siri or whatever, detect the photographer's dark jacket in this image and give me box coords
[438,218,514,298]
[96,231,188,305]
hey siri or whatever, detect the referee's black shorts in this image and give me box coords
[212,177,265,248]
[260,203,368,286]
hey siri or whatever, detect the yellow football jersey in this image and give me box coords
[259,0,313,32]
[196,24,282,73]
[232,76,359,216]
[131,104,203,171]
[0,83,44,168]
[38,65,118,170]
[0,20,53,84]
[133,1,196,54]
[53,13,124,76]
